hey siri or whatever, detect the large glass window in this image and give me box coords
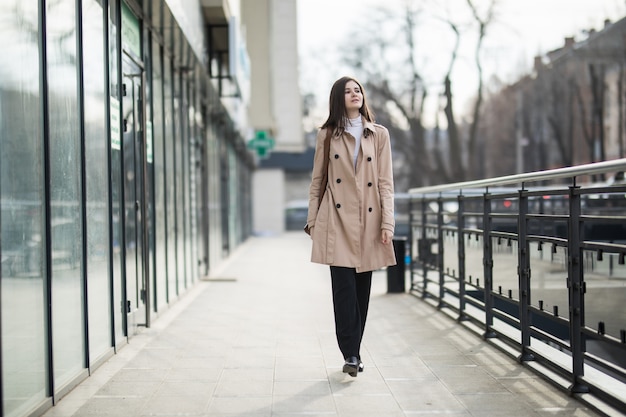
[83,0,111,362]
[151,39,168,312]
[228,144,238,250]
[0,1,47,415]
[164,56,177,301]
[46,0,85,389]
[110,0,126,345]
[144,37,156,320]
[188,73,199,281]
[174,70,185,290]
[207,123,222,269]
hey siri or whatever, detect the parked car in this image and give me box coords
[285,200,309,231]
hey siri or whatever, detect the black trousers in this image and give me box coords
[330,266,372,360]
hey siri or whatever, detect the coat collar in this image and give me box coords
[362,117,376,137]
[331,116,376,138]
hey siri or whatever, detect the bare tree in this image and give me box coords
[440,14,464,181]
[335,0,500,188]
[465,0,496,178]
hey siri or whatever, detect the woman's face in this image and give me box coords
[344,80,363,115]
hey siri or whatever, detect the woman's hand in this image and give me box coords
[381,229,393,245]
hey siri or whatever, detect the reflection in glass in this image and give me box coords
[152,39,168,311]
[174,71,185,291]
[207,125,222,269]
[0,1,47,416]
[46,0,85,389]
[121,54,144,333]
[83,0,111,361]
[109,0,125,344]
[164,58,177,302]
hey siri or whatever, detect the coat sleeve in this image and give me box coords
[306,128,328,228]
[376,127,395,233]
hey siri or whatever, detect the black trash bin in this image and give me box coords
[387,238,406,293]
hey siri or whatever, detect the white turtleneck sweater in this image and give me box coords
[345,116,363,170]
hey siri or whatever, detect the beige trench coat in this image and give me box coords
[307,118,397,273]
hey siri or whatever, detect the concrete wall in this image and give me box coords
[270,0,303,152]
[252,169,285,234]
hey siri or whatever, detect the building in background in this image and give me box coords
[242,0,305,234]
[480,17,626,178]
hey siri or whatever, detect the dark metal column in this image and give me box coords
[483,191,496,339]
[420,198,428,297]
[517,188,534,362]
[457,194,467,321]
[567,184,589,394]
[437,197,445,308]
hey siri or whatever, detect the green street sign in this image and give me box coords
[247,130,275,158]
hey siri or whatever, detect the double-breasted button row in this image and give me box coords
[331,154,374,212]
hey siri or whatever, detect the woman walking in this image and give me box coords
[306,76,396,377]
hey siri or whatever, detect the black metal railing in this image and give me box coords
[406,158,626,413]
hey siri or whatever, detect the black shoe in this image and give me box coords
[358,360,364,372]
[343,356,358,377]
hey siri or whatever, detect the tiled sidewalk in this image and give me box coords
[42,233,605,417]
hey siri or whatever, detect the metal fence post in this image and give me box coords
[437,197,445,308]
[567,184,589,393]
[457,194,467,321]
[408,197,415,291]
[483,190,497,338]
[517,188,534,361]
[421,197,428,297]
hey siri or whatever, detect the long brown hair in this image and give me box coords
[321,76,375,133]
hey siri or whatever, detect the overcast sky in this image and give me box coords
[297,0,626,127]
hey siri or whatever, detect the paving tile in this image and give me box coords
[153,380,216,397]
[206,396,272,415]
[329,376,390,396]
[73,397,146,416]
[224,354,275,369]
[274,355,326,369]
[369,353,426,368]
[274,366,329,381]
[110,368,169,382]
[273,380,332,397]
[140,394,209,415]
[166,367,222,382]
[392,383,467,413]
[218,368,274,382]
[457,392,542,416]
[333,393,402,414]
[377,365,435,380]
[213,380,273,397]
[271,394,336,414]
[174,356,227,369]
[438,373,510,395]
[95,379,161,398]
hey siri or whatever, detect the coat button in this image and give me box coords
[334,154,339,159]
[336,178,341,183]
[367,156,372,161]
[368,207,373,212]
[368,182,372,187]
[336,203,341,209]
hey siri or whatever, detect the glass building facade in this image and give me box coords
[0,0,253,415]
